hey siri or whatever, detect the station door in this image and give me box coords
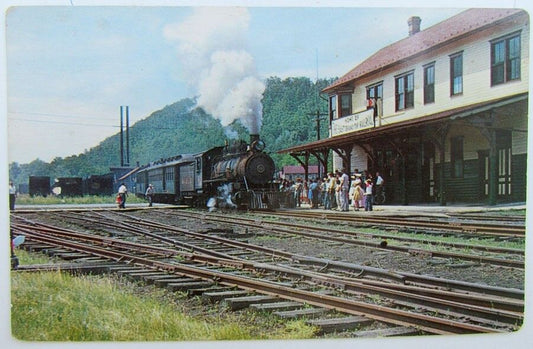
[478,130,512,200]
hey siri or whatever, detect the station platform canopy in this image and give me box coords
[280,93,526,155]
[278,93,527,179]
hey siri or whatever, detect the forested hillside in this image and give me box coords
[9,76,333,186]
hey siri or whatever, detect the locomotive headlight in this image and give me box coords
[253,140,266,152]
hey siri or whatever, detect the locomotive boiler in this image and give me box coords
[211,135,274,185]
[134,135,278,209]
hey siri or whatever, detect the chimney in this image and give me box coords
[408,16,421,36]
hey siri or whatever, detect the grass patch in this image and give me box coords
[15,194,147,205]
[14,249,58,265]
[485,209,526,216]
[11,252,317,342]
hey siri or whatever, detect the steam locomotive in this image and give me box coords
[134,135,279,209]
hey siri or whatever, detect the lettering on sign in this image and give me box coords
[331,109,375,136]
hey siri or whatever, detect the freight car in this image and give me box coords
[83,174,114,196]
[29,176,50,197]
[134,135,279,209]
[52,177,83,197]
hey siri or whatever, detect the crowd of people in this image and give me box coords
[279,169,384,212]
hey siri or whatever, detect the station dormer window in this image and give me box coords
[491,32,521,86]
[395,71,414,111]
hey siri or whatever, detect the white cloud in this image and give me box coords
[164,7,264,133]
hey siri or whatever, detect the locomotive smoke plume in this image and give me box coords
[164,8,265,135]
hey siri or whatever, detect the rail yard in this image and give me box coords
[10,204,525,340]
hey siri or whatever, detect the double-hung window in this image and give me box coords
[366,82,383,108]
[450,52,463,96]
[395,72,414,111]
[423,63,435,104]
[339,94,352,117]
[491,33,521,85]
[329,95,337,121]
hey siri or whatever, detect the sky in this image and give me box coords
[2,0,528,165]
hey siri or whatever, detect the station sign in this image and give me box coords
[331,109,375,136]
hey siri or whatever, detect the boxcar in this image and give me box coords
[52,177,83,197]
[29,176,50,197]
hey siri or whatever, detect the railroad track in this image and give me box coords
[447,212,526,223]
[10,210,523,337]
[263,210,526,237]
[143,209,525,269]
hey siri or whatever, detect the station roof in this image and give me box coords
[323,8,525,94]
[278,93,528,154]
[283,165,319,174]
[118,167,140,181]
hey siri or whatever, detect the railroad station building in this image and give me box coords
[279,8,529,205]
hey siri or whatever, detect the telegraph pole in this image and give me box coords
[307,109,328,178]
[120,105,130,167]
[120,106,124,167]
[309,49,329,178]
[308,109,327,141]
[126,106,130,167]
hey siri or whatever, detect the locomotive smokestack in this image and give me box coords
[250,134,260,144]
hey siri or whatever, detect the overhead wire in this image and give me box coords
[8,116,178,130]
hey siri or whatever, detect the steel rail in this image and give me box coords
[13,212,523,333]
[17,210,523,301]
[108,211,409,282]
[267,210,525,237]
[158,210,524,268]
[12,228,504,335]
[13,212,256,264]
[187,252,522,325]
[11,223,180,259]
[16,223,522,326]
[447,212,525,222]
[165,209,525,254]
[108,211,524,302]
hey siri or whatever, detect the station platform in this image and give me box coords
[283,202,526,216]
[12,201,526,216]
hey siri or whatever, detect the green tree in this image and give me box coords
[261,76,333,168]
[8,77,336,184]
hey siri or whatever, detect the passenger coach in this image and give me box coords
[134,136,278,209]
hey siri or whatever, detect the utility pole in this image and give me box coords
[309,49,329,178]
[308,109,327,141]
[126,106,130,167]
[120,106,124,167]
[307,109,328,178]
[120,105,130,167]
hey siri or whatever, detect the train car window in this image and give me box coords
[166,167,174,181]
[196,158,202,173]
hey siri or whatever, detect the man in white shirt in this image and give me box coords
[9,181,17,211]
[340,169,350,211]
[118,183,128,209]
[375,172,385,204]
[145,184,154,207]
